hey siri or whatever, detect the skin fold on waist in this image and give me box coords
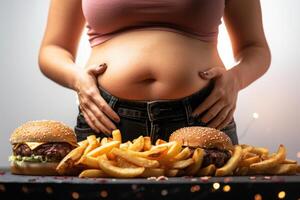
[85,30,225,100]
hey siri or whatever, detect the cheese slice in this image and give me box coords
[23,141,78,150]
[13,142,78,150]
[25,142,45,150]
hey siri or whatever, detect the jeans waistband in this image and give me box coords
[99,82,214,122]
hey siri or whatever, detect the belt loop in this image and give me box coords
[147,102,154,122]
[147,101,159,123]
[108,95,118,109]
[183,98,194,125]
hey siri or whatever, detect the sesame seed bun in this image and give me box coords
[169,126,233,150]
[10,161,59,176]
[10,120,77,145]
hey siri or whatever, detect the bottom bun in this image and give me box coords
[10,161,59,176]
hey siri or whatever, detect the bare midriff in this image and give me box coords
[84,30,225,100]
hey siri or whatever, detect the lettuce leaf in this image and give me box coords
[9,154,54,163]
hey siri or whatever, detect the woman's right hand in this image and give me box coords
[74,63,121,135]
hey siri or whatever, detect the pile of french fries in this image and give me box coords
[56,129,300,178]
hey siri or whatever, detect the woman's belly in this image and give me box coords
[85,29,225,100]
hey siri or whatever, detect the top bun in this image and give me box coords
[169,126,233,150]
[10,120,77,145]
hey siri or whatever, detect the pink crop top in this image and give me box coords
[82,0,225,47]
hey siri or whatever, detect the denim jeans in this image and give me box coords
[74,82,238,144]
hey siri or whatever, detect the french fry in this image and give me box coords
[112,129,122,142]
[239,155,261,167]
[186,148,204,176]
[120,142,130,150]
[111,148,159,168]
[196,164,216,176]
[265,164,298,175]
[215,145,242,176]
[98,155,145,178]
[234,167,249,176]
[101,137,108,145]
[282,159,297,164]
[170,158,194,169]
[140,168,165,177]
[164,141,182,159]
[151,141,175,150]
[56,141,88,175]
[120,141,133,150]
[128,136,144,151]
[243,152,258,159]
[86,141,120,157]
[78,139,88,146]
[107,159,118,166]
[263,152,276,160]
[242,146,254,157]
[79,156,99,169]
[87,135,97,144]
[173,147,192,161]
[297,165,300,173]
[107,151,117,160]
[82,135,100,157]
[79,169,109,178]
[249,145,286,172]
[107,137,113,142]
[82,142,98,156]
[125,147,167,158]
[143,136,152,151]
[250,147,269,156]
[116,156,139,168]
[155,139,167,145]
[165,169,179,177]
[240,144,251,149]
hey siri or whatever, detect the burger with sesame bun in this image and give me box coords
[9,120,78,175]
[169,126,233,168]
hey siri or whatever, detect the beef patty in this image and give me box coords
[13,143,74,161]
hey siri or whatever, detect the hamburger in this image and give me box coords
[169,126,233,168]
[9,120,78,175]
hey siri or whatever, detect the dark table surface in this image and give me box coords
[0,168,300,200]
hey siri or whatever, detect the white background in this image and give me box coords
[0,0,299,167]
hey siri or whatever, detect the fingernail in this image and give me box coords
[95,63,106,71]
[106,130,112,135]
[99,63,107,68]
[115,117,121,123]
[111,125,117,130]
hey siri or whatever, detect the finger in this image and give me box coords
[191,89,222,116]
[87,63,107,76]
[91,93,121,123]
[88,102,117,131]
[83,104,111,135]
[207,106,231,128]
[199,67,226,80]
[81,108,100,133]
[216,108,235,130]
[200,100,226,123]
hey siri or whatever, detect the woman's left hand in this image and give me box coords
[192,67,240,130]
